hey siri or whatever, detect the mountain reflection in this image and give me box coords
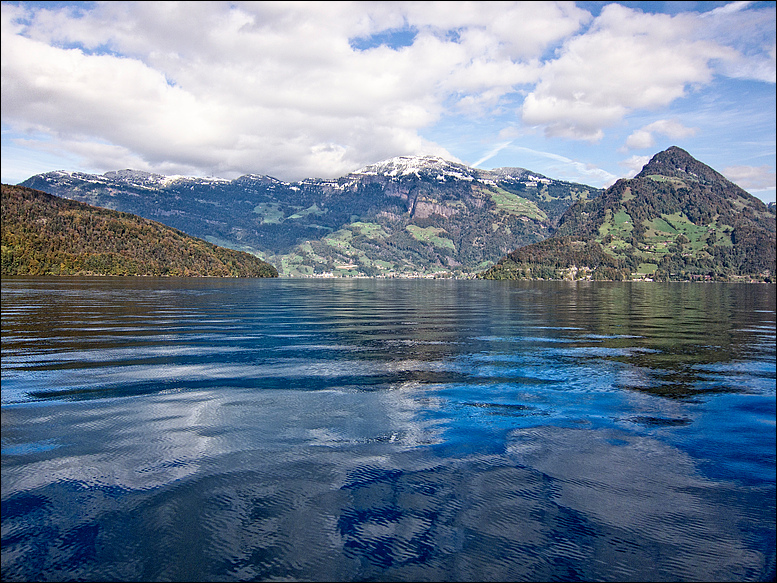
[3,279,773,404]
[2,278,774,581]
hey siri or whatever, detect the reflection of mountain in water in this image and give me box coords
[512,282,776,400]
[1,278,774,581]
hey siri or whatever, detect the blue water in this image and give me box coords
[1,278,775,581]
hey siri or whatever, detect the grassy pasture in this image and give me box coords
[598,208,634,239]
[253,203,284,224]
[350,221,387,239]
[488,187,547,220]
[406,225,456,251]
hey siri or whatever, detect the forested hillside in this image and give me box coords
[480,147,775,282]
[1,184,278,277]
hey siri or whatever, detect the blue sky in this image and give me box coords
[1,1,775,202]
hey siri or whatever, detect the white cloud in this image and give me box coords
[472,141,513,167]
[698,0,777,83]
[619,155,653,178]
[0,1,774,185]
[643,119,698,139]
[722,164,777,191]
[623,130,656,151]
[0,1,593,180]
[402,1,591,59]
[521,4,737,141]
[508,145,619,186]
[623,119,699,151]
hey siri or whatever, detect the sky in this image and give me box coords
[1,1,775,203]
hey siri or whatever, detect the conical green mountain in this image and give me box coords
[479,147,776,282]
[1,184,278,277]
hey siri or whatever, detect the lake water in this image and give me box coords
[1,277,775,582]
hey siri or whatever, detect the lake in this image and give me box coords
[1,277,775,582]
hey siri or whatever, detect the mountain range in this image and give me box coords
[20,156,600,277]
[15,147,775,282]
[480,147,775,282]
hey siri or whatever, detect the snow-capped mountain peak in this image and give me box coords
[103,169,165,184]
[351,155,477,181]
[101,169,232,188]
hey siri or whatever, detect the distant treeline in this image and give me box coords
[1,184,278,277]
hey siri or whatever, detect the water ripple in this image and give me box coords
[2,278,774,582]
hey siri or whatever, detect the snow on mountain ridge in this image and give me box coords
[350,157,553,186]
[103,169,166,185]
[351,155,477,180]
[28,156,558,191]
[102,170,232,188]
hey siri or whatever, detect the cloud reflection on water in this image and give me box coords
[1,278,774,581]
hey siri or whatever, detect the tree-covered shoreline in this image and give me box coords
[1,184,278,278]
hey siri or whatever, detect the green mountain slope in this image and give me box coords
[480,147,776,282]
[1,184,278,277]
[20,157,601,277]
